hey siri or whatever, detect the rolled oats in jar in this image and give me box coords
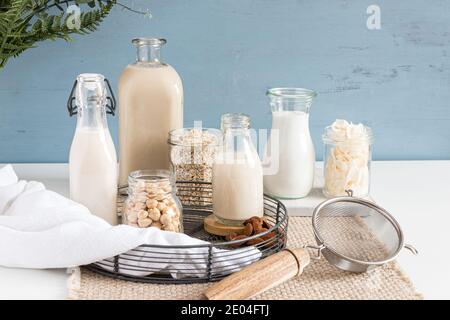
[169,128,222,206]
[123,170,183,232]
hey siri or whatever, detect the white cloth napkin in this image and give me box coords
[0,164,260,278]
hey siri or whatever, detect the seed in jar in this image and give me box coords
[171,207,180,218]
[160,214,171,226]
[164,199,175,207]
[126,210,138,223]
[133,202,146,210]
[145,186,157,195]
[146,199,158,209]
[156,201,166,211]
[148,207,161,221]
[138,218,152,228]
[155,193,166,201]
[137,210,148,219]
[163,223,177,232]
[163,206,176,217]
[152,221,162,229]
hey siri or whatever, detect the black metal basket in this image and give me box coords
[85,181,288,284]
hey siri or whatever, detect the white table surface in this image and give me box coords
[0,161,449,300]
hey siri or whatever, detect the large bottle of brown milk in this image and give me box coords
[118,38,183,187]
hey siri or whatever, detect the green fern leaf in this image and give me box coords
[0,0,138,68]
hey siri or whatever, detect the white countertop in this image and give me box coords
[0,161,449,300]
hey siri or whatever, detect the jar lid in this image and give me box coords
[168,128,223,147]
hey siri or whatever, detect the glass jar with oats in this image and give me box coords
[169,128,222,207]
[123,170,183,232]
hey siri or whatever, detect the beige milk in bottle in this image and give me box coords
[118,38,183,187]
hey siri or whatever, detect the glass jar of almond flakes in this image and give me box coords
[123,170,183,232]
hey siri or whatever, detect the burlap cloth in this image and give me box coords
[67,217,423,300]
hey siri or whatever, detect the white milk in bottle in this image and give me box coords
[213,114,264,225]
[118,38,183,187]
[263,88,316,199]
[69,74,118,225]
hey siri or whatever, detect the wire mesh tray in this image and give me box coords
[85,181,288,284]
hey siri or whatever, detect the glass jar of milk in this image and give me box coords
[263,88,317,199]
[68,73,118,225]
[212,114,264,226]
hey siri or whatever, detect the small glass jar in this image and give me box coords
[322,121,373,198]
[169,128,222,206]
[123,170,183,232]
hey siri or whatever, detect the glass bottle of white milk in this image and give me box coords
[68,73,118,225]
[212,113,264,226]
[263,88,316,199]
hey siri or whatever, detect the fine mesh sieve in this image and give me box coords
[203,191,419,299]
[308,190,418,272]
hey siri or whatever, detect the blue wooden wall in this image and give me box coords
[1,0,449,162]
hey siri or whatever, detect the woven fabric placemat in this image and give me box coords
[68,217,423,300]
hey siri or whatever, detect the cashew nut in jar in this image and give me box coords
[124,170,183,233]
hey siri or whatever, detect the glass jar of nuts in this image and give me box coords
[123,170,183,232]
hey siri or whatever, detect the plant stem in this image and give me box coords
[113,2,148,15]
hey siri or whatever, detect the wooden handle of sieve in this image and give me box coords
[203,248,310,300]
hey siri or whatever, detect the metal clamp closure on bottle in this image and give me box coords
[66,78,116,117]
